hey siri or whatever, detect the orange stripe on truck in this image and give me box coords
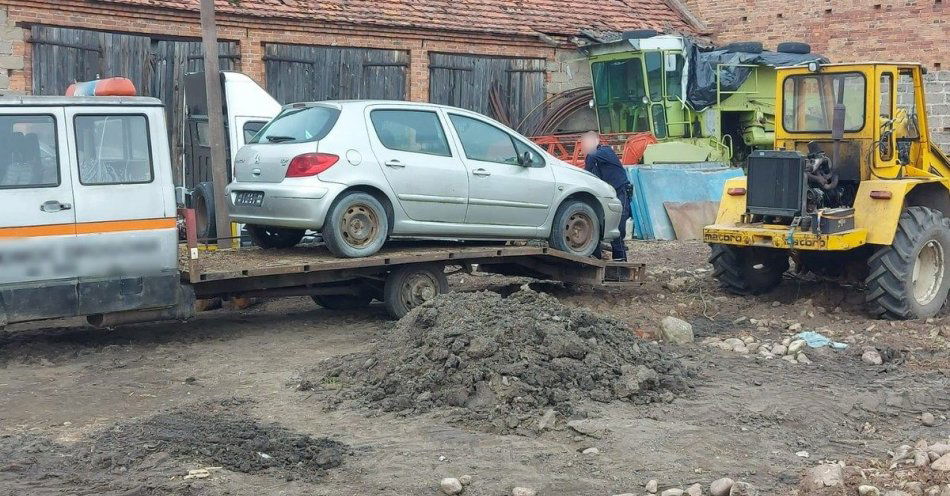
[0,217,177,239]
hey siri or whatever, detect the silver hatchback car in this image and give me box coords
[227,101,623,258]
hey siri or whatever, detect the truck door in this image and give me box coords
[0,107,79,323]
[65,105,179,316]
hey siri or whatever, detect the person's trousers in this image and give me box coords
[611,189,631,261]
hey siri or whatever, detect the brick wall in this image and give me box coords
[0,6,25,95]
[0,0,561,103]
[683,0,950,152]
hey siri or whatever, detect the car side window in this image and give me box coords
[0,114,60,189]
[449,114,519,165]
[370,110,452,157]
[513,138,545,167]
[75,115,153,185]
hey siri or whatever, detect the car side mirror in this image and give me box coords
[831,103,846,140]
[520,151,534,167]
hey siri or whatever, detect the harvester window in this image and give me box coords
[782,73,866,133]
[645,52,663,102]
[665,53,685,101]
[591,58,650,134]
[0,115,59,189]
[75,115,153,185]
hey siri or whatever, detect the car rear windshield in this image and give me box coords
[249,105,340,144]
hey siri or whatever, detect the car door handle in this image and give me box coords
[472,168,491,177]
[384,160,405,168]
[40,200,72,212]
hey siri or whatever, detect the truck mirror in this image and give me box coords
[831,104,846,140]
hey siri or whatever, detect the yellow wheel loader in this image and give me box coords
[703,62,950,319]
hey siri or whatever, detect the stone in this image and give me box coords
[733,345,749,354]
[710,478,734,496]
[802,464,843,491]
[567,419,606,439]
[862,349,883,365]
[905,482,923,496]
[729,481,757,496]
[459,474,473,486]
[921,412,936,426]
[932,453,950,471]
[771,344,787,355]
[884,491,911,496]
[916,450,931,467]
[859,486,881,496]
[661,489,685,496]
[787,339,806,355]
[796,353,811,364]
[788,322,803,331]
[537,409,557,432]
[686,483,703,496]
[781,355,797,364]
[724,337,745,349]
[512,488,536,496]
[581,447,600,455]
[660,316,694,344]
[440,477,463,495]
[646,479,658,493]
[929,443,950,456]
[665,276,691,291]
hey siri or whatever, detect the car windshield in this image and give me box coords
[782,72,866,133]
[249,105,340,144]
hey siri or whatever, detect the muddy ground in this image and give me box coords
[0,240,948,495]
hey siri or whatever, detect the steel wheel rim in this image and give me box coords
[565,212,595,252]
[913,239,944,306]
[341,203,380,248]
[400,272,439,310]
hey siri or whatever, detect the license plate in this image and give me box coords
[235,191,264,206]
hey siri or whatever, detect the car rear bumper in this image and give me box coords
[703,224,868,251]
[226,181,345,230]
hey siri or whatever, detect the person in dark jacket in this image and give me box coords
[580,131,632,261]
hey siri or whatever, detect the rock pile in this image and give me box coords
[305,288,694,434]
[702,334,812,364]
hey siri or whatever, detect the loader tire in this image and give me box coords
[709,244,788,295]
[865,207,950,320]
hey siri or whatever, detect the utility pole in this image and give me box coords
[199,0,232,250]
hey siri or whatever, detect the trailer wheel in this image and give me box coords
[312,294,373,310]
[709,244,788,295]
[549,200,602,257]
[866,207,950,320]
[247,225,305,249]
[383,264,448,319]
[323,192,389,258]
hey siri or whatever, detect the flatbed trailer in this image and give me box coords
[180,239,644,319]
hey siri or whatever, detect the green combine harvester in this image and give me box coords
[581,31,823,165]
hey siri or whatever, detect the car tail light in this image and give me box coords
[727,187,747,196]
[286,153,339,177]
[869,190,892,199]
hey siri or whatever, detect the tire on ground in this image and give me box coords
[777,41,811,54]
[322,191,389,258]
[723,41,763,54]
[549,199,602,257]
[192,181,216,241]
[383,264,449,319]
[247,225,305,249]
[709,244,789,295]
[865,206,950,320]
[311,294,373,310]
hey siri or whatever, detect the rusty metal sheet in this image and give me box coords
[663,201,720,240]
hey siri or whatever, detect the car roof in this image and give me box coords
[0,95,164,107]
[281,100,477,113]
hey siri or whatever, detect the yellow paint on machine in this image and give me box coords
[0,218,177,239]
[703,225,868,251]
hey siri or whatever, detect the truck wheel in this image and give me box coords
[865,207,950,320]
[383,264,448,319]
[193,181,216,241]
[323,192,389,258]
[311,294,373,310]
[709,244,789,295]
[247,225,305,249]
[549,200,602,257]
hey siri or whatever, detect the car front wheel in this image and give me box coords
[549,200,602,257]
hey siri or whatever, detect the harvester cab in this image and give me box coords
[705,62,950,319]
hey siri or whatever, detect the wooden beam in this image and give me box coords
[199,0,232,250]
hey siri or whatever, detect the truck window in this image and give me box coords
[0,115,59,189]
[782,73,866,133]
[75,115,153,185]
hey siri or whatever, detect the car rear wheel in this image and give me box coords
[549,200,602,257]
[383,264,448,319]
[323,192,389,258]
[866,206,950,319]
[247,225,305,249]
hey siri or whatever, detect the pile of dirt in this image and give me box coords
[0,399,349,494]
[305,288,694,434]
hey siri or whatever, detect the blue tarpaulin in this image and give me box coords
[627,163,743,240]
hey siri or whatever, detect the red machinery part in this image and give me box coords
[530,132,658,168]
[66,77,137,97]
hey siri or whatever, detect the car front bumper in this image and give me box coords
[603,199,623,240]
[226,180,347,230]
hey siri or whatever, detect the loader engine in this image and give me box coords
[745,145,856,233]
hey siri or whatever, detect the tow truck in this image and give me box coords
[0,78,642,328]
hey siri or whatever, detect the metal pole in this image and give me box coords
[199,0,232,250]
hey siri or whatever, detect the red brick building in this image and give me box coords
[683,0,950,151]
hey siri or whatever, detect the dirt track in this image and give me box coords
[1,240,948,495]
